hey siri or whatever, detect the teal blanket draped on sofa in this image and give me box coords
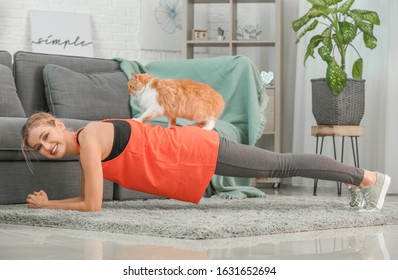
[114,55,268,199]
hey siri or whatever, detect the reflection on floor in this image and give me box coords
[0,185,397,260]
[0,223,397,260]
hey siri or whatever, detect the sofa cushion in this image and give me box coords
[43,64,131,120]
[13,51,124,116]
[0,65,26,117]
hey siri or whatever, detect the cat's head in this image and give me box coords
[128,73,153,96]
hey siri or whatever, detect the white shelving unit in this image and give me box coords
[182,0,283,186]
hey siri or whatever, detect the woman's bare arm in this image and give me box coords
[26,123,108,212]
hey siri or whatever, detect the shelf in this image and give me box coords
[187,40,276,47]
[232,40,276,46]
[189,0,229,3]
[186,40,275,47]
[183,0,282,186]
[187,41,230,47]
[235,0,277,3]
[189,0,276,3]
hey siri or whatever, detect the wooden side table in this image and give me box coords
[311,125,364,196]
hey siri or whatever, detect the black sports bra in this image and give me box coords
[76,120,131,162]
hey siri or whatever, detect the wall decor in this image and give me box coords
[141,0,182,51]
[30,10,93,57]
[237,24,262,40]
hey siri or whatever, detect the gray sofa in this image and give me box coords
[0,50,158,204]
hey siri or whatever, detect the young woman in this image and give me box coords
[21,112,391,212]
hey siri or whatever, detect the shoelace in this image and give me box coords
[362,188,371,208]
[349,186,363,207]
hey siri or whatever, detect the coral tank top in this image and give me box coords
[74,119,220,204]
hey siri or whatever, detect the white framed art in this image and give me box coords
[30,10,93,57]
[141,0,183,51]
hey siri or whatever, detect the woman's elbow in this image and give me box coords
[83,201,102,212]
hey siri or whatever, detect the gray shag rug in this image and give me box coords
[1,196,397,240]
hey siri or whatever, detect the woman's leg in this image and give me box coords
[215,138,391,211]
[215,137,364,186]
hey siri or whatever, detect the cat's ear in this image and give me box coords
[130,72,139,80]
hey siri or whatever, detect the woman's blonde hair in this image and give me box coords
[20,112,57,169]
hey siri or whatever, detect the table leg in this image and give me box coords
[313,136,325,196]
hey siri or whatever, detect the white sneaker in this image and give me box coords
[349,186,364,208]
[362,173,391,211]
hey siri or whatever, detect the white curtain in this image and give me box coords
[285,1,398,193]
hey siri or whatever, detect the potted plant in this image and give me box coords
[292,0,380,125]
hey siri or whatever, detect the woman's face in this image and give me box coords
[27,122,67,159]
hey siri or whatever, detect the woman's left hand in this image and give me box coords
[26,190,48,209]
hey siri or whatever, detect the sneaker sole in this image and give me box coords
[376,174,391,210]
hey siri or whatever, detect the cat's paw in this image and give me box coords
[202,120,216,130]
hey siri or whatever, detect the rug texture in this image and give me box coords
[0,196,397,240]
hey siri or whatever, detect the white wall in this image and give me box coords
[0,0,182,61]
[0,0,274,65]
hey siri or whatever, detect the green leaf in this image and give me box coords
[317,27,333,63]
[325,0,343,6]
[332,33,344,49]
[304,35,324,64]
[322,27,333,51]
[318,46,333,63]
[326,59,347,95]
[292,17,307,32]
[339,21,357,44]
[296,20,318,44]
[364,32,377,49]
[292,7,327,32]
[357,21,373,35]
[338,0,355,13]
[308,0,328,7]
[307,0,343,7]
[351,9,380,25]
[352,58,363,80]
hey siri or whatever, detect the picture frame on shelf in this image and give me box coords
[192,29,208,41]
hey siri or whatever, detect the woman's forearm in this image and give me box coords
[28,192,102,212]
[44,198,101,212]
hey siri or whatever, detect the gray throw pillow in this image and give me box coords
[0,64,26,117]
[43,64,132,120]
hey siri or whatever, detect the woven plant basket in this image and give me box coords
[311,78,365,125]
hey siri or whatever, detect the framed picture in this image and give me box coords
[30,10,93,57]
[141,0,183,52]
[192,29,208,41]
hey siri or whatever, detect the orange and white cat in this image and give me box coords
[128,73,224,130]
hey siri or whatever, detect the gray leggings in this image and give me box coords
[215,137,364,186]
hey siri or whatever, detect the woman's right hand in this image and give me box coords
[26,190,48,209]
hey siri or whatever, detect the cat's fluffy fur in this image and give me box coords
[128,73,224,130]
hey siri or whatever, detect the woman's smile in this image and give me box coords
[50,144,58,155]
[27,124,69,158]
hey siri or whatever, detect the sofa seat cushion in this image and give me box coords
[43,64,131,120]
[0,65,26,117]
[0,117,89,161]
